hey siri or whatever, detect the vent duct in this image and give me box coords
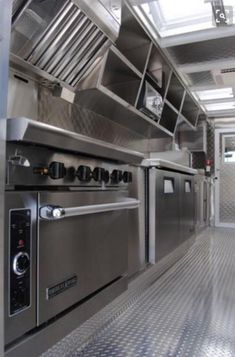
[11,0,121,89]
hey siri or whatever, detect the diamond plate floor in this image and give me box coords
[43,228,235,357]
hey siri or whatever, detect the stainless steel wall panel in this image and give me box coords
[0,0,13,352]
[7,70,38,119]
[220,163,235,223]
[38,87,148,153]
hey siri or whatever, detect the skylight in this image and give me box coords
[204,101,235,111]
[133,0,235,38]
[195,88,234,101]
[135,0,214,37]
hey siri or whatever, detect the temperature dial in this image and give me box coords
[76,165,92,182]
[13,252,30,276]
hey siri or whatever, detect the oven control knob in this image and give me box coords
[111,170,123,184]
[49,162,66,180]
[13,252,30,276]
[123,171,133,183]
[93,167,106,182]
[33,161,66,180]
[104,170,110,184]
[76,165,92,182]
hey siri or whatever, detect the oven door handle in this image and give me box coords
[40,198,140,220]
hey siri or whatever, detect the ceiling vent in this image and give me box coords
[212,68,235,86]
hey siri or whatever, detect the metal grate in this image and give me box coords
[25,1,108,87]
[221,68,235,73]
[168,36,235,65]
[186,71,216,87]
[11,0,110,88]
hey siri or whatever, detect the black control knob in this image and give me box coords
[76,165,92,182]
[104,170,110,184]
[123,171,132,183]
[48,162,66,180]
[13,252,30,276]
[93,167,106,182]
[33,161,66,180]
[111,170,123,184]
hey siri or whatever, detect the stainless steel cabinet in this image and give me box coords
[149,169,181,263]
[149,168,195,263]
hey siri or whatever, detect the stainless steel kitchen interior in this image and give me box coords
[2,0,235,356]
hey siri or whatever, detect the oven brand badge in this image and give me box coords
[46,275,77,300]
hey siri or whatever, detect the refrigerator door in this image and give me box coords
[149,168,180,263]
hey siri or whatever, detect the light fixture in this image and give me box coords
[195,87,234,101]
[205,101,235,111]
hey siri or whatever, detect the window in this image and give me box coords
[223,135,235,163]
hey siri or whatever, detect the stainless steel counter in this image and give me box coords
[142,158,198,175]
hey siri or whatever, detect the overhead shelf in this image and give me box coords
[76,84,173,138]
[76,3,202,138]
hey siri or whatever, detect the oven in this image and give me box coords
[5,119,142,346]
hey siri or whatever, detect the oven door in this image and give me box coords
[38,190,139,325]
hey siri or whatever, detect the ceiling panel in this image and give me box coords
[167,36,235,66]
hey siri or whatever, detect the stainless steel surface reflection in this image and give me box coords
[43,228,235,357]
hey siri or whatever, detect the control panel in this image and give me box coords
[7,143,134,187]
[9,209,31,316]
[33,161,133,185]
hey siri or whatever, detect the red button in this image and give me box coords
[18,240,25,246]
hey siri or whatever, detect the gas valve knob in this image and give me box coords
[93,167,106,182]
[76,165,92,182]
[104,170,110,184]
[111,170,123,184]
[33,161,66,180]
[123,171,132,183]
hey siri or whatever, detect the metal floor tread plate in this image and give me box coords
[42,228,235,357]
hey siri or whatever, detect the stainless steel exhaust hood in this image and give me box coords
[11,0,121,89]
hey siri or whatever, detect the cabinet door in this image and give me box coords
[149,169,180,262]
